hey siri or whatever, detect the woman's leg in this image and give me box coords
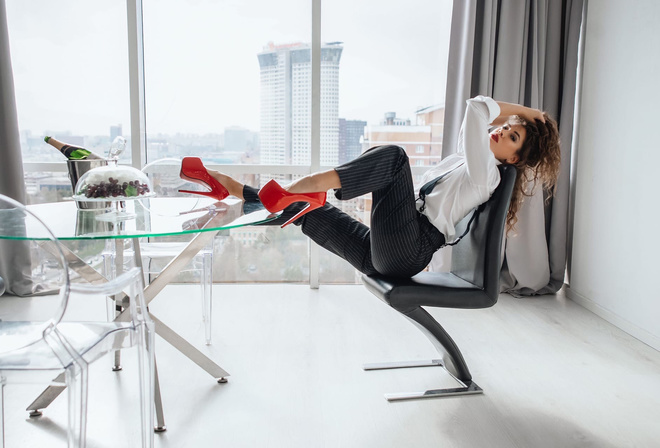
[243,185,378,274]
[207,170,245,199]
[332,145,445,277]
[209,168,340,198]
[212,145,444,277]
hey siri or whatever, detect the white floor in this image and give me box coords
[4,284,660,448]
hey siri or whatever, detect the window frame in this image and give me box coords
[20,0,432,287]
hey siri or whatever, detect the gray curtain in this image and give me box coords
[0,0,35,296]
[443,0,584,295]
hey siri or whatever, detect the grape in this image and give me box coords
[84,176,150,199]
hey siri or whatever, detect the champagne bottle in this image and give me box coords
[44,136,104,160]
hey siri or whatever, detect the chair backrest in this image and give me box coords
[142,158,206,197]
[0,194,70,353]
[450,165,516,301]
[140,158,207,217]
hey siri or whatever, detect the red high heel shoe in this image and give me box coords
[179,157,229,201]
[258,179,326,228]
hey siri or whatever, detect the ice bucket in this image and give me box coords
[66,159,111,209]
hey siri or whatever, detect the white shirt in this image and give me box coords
[416,96,502,240]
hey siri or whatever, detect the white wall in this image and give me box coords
[568,0,660,350]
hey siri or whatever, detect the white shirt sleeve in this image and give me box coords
[456,95,500,187]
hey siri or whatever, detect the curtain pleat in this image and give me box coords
[0,0,35,296]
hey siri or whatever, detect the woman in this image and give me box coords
[179,96,561,278]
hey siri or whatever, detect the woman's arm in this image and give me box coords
[492,101,545,125]
[460,96,500,186]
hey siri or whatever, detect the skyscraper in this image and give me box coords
[338,118,366,164]
[257,41,343,167]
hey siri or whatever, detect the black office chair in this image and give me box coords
[362,164,516,401]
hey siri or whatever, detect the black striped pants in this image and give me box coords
[244,145,445,278]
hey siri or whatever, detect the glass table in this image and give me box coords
[0,196,279,430]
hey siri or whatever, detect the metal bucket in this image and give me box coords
[75,209,113,235]
[66,159,111,209]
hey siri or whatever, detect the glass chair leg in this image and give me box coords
[65,362,88,448]
[202,251,213,345]
[102,252,116,322]
[1,380,5,448]
[138,323,157,444]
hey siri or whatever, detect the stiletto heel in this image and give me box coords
[258,179,326,228]
[179,157,229,201]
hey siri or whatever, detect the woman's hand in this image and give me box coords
[519,106,545,124]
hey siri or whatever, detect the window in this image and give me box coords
[12,0,453,285]
[7,0,131,204]
[320,0,452,283]
[143,0,310,166]
[141,0,312,283]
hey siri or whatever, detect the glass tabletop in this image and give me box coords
[0,197,279,241]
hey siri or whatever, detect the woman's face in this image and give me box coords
[489,123,526,164]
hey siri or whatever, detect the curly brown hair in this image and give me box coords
[505,113,561,231]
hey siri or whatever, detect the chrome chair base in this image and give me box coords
[363,359,484,402]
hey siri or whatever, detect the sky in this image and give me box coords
[5,0,452,136]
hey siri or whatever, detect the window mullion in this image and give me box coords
[127,0,147,169]
[309,0,321,289]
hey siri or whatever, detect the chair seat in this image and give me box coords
[123,241,211,273]
[0,321,137,371]
[363,270,496,311]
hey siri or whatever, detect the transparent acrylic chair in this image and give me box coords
[0,194,155,448]
[103,158,215,344]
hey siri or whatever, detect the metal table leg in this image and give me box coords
[28,221,231,420]
[154,360,166,432]
[26,358,168,431]
[113,238,125,371]
[149,314,229,380]
[133,233,229,380]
